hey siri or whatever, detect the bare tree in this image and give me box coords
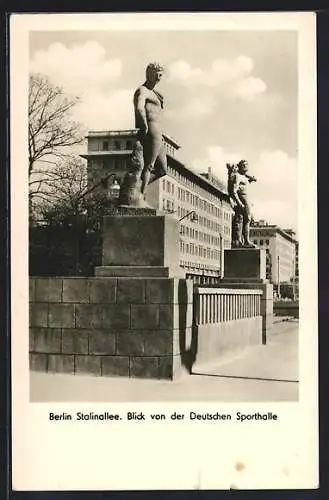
[34,155,119,226]
[28,73,85,210]
[32,155,88,218]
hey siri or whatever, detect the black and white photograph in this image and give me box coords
[11,12,317,491]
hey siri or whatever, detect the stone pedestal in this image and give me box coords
[223,248,266,282]
[220,248,273,344]
[60,210,190,380]
[95,213,184,278]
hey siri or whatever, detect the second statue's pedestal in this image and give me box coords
[223,248,266,283]
[220,248,273,344]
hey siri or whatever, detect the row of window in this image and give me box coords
[179,206,230,233]
[101,158,128,170]
[89,139,133,152]
[253,239,270,246]
[180,261,221,272]
[180,225,222,246]
[165,166,225,206]
[179,241,221,260]
[162,198,231,234]
[88,158,127,170]
[177,187,223,215]
[251,230,275,237]
[163,199,175,213]
[165,144,176,157]
[103,139,133,151]
[163,179,175,196]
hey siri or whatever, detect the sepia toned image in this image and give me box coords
[11,13,318,491]
[27,28,299,402]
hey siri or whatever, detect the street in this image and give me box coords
[30,320,298,403]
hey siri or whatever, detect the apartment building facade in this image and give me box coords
[82,129,233,282]
[250,221,298,286]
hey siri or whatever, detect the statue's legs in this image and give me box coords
[242,220,255,247]
[241,196,256,247]
[232,211,243,248]
[149,143,167,184]
[140,128,164,195]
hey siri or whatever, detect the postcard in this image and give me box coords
[11,11,318,490]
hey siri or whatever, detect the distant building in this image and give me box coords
[250,220,298,287]
[82,129,233,282]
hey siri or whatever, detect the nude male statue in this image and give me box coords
[228,160,257,248]
[134,62,167,194]
[118,62,167,207]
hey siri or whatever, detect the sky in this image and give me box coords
[29,30,298,232]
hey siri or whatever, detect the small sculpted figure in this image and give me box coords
[227,160,257,248]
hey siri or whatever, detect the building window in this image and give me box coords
[114,141,121,150]
[266,239,270,245]
[126,140,132,150]
[259,239,263,245]
[102,141,109,150]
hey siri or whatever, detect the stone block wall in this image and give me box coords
[29,277,193,379]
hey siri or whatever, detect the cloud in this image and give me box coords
[192,145,243,182]
[30,41,122,95]
[30,41,136,130]
[193,147,297,231]
[168,55,266,101]
[231,76,267,102]
[253,150,297,195]
[211,55,254,84]
[168,60,207,85]
[74,88,135,130]
[166,95,216,120]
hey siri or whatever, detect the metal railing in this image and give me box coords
[193,287,262,325]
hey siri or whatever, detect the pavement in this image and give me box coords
[30,319,299,403]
